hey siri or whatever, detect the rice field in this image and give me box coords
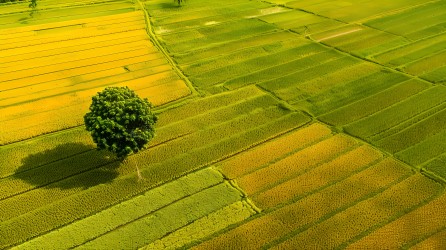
[1,0,446,248]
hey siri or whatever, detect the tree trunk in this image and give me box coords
[124,158,144,181]
[135,160,144,181]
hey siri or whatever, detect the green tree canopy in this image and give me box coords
[84,86,158,159]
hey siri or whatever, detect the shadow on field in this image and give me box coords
[159,2,182,9]
[15,142,121,190]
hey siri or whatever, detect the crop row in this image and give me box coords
[0,28,148,62]
[257,8,343,35]
[411,230,446,250]
[279,62,376,103]
[369,105,446,145]
[402,50,446,77]
[0,0,128,16]
[192,43,328,88]
[345,182,446,249]
[77,182,242,249]
[304,68,409,115]
[0,36,150,74]
[224,49,342,90]
[343,85,446,140]
[193,157,412,249]
[423,154,446,182]
[258,55,359,94]
[0,49,162,94]
[314,24,407,57]
[156,85,263,126]
[396,129,446,167]
[366,1,446,41]
[144,0,245,19]
[160,19,277,53]
[0,128,93,178]
[153,3,278,35]
[13,168,225,249]
[0,3,138,34]
[151,1,265,27]
[183,38,311,76]
[143,200,256,250]
[422,64,446,83]
[372,33,446,68]
[173,31,297,65]
[218,123,332,179]
[0,149,117,201]
[0,16,146,51]
[376,107,446,154]
[0,54,166,105]
[285,0,427,23]
[274,174,441,249]
[365,1,446,36]
[0,5,144,41]
[319,79,430,126]
[253,145,383,209]
[237,134,358,196]
[0,45,157,84]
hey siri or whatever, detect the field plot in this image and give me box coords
[0,9,192,145]
[192,123,444,249]
[311,24,409,58]
[0,0,137,29]
[364,1,446,82]
[277,0,428,23]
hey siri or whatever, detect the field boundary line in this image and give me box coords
[315,78,418,120]
[151,4,274,34]
[218,123,333,180]
[137,0,198,96]
[248,141,362,197]
[394,47,446,70]
[374,105,446,145]
[179,35,296,67]
[0,68,174,111]
[0,54,164,94]
[0,31,148,61]
[368,100,446,142]
[72,180,227,248]
[182,37,314,76]
[251,147,385,210]
[339,178,445,249]
[0,5,137,31]
[0,46,151,84]
[175,30,294,65]
[223,50,344,89]
[403,226,446,249]
[357,0,442,25]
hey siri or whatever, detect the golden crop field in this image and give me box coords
[1,0,446,249]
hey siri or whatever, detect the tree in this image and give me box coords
[29,0,37,17]
[84,86,158,180]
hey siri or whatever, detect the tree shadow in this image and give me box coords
[14,142,122,190]
[158,2,182,9]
